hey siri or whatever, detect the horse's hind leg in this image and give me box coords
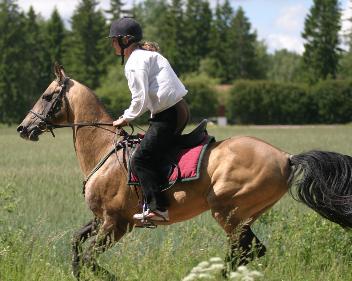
[72,218,101,279]
[210,207,268,275]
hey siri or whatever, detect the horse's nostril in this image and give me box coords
[17,125,24,133]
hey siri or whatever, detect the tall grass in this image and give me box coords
[1,124,352,280]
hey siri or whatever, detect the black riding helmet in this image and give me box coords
[109,17,143,65]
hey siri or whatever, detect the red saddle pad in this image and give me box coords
[128,135,215,187]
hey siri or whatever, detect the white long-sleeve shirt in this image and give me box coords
[122,49,188,121]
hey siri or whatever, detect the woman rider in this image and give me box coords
[109,17,190,222]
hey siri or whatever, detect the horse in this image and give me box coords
[17,65,352,279]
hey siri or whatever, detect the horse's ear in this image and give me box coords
[53,62,67,82]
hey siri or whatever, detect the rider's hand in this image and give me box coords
[113,117,128,128]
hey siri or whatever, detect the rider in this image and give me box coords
[109,17,190,222]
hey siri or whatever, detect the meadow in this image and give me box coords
[1,124,352,281]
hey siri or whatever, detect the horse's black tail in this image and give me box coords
[289,150,352,229]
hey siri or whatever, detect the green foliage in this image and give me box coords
[1,0,351,125]
[0,181,18,214]
[45,8,65,66]
[160,0,187,75]
[267,49,303,82]
[0,0,25,123]
[95,65,130,118]
[227,7,263,80]
[24,7,52,100]
[227,80,315,124]
[182,0,212,73]
[205,3,264,83]
[0,1,50,124]
[63,0,109,89]
[182,73,219,121]
[228,79,352,124]
[254,41,270,80]
[302,0,341,83]
[311,79,352,123]
[338,51,352,80]
[132,0,169,44]
[206,0,233,82]
[105,0,125,21]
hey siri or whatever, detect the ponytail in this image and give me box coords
[138,41,161,52]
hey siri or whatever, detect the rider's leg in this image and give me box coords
[132,106,178,212]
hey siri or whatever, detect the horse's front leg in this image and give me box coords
[81,216,130,280]
[72,218,101,279]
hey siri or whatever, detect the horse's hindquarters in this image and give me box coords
[206,137,290,233]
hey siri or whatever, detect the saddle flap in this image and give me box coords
[177,119,208,148]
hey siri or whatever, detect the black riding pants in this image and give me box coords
[131,101,188,211]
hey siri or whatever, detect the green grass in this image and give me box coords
[1,124,352,280]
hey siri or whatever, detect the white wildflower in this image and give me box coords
[230,272,241,279]
[209,257,223,263]
[208,263,224,270]
[250,271,263,277]
[198,273,214,279]
[229,265,263,281]
[181,257,263,281]
[181,273,197,281]
[237,266,248,273]
[0,246,9,256]
[197,261,210,268]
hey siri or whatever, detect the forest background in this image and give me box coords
[1,0,352,125]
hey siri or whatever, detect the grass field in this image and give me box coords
[1,124,352,281]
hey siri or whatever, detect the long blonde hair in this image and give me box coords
[138,41,161,52]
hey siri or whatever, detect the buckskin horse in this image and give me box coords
[17,65,352,279]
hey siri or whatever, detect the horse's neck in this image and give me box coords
[70,81,115,176]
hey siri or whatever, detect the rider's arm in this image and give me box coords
[122,69,149,122]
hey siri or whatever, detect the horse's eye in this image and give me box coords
[42,93,53,101]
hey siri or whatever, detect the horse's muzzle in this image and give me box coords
[17,125,41,141]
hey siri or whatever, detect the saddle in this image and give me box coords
[127,119,215,189]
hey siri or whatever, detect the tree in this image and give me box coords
[132,0,168,43]
[302,0,342,83]
[105,0,130,22]
[267,49,302,82]
[254,40,270,80]
[183,0,212,73]
[338,3,352,79]
[96,65,130,118]
[0,0,21,123]
[0,1,36,123]
[63,0,109,89]
[24,7,52,94]
[158,0,187,74]
[46,7,65,65]
[227,7,262,81]
[338,51,352,79]
[206,0,233,82]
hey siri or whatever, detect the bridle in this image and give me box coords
[29,77,114,137]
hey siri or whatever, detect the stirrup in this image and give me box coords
[145,209,169,222]
[133,203,150,221]
[133,209,169,222]
[133,202,169,222]
[135,220,157,229]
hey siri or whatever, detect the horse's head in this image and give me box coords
[17,64,72,141]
